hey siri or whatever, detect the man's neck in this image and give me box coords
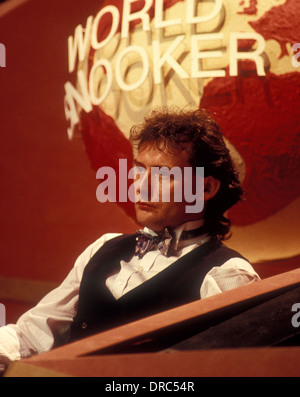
[143,219,209,252]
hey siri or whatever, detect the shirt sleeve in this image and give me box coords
[200,257,260,299]
[0,233,121,366]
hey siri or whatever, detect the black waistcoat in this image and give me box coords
[70,234,246,342]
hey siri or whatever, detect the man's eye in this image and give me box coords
[133,166,146,178]
[161,169,174,180]
[160,172,170,179]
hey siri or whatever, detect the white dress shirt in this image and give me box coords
[0,221,260,366]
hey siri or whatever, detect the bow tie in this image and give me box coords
[135,229,173,259]
[134,224,208,259]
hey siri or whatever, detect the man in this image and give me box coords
[0,108,259,368]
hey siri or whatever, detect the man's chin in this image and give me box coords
[135,211,164,232]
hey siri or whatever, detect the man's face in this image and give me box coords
[133,143,204,232]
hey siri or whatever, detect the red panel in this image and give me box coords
[0,0,137,283]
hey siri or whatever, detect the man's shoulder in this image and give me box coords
[74,233,124,267]
[86,233,125,255]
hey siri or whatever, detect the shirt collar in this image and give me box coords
[143,219,209,252]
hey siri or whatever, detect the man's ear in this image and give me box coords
[204,176,221,201]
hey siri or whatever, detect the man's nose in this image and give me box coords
[137,170,151,201]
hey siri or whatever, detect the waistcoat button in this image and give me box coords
[81,321,88,329]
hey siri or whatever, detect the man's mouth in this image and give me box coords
[136,201,158,211]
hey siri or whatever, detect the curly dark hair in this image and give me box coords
[129,107,244,240]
